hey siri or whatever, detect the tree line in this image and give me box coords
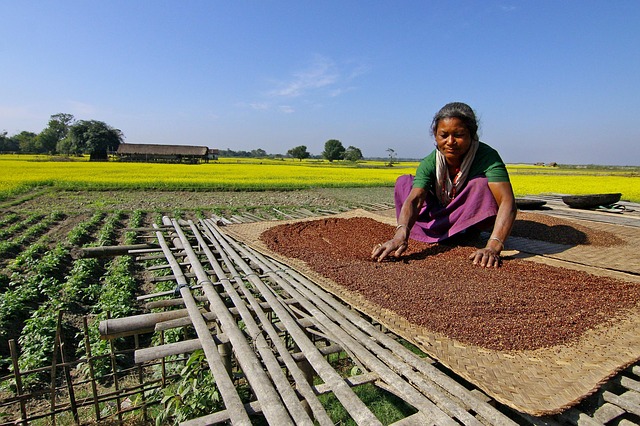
[287,140,363,162]
[2,114,366,162]
[219,140,363,162]
[0,113,123,160]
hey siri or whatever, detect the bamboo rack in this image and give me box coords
[95,215,519,426]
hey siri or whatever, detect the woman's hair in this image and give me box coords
[430,102,479,141]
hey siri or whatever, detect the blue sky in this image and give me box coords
[2,1,639,165]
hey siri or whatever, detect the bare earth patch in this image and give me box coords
[8,188,392,213]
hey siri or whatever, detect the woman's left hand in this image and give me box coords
[469,248,501,268]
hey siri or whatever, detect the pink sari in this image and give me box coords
[394,174,498,243]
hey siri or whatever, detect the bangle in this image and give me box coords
[396,225,409,246]
[489,236,504,250]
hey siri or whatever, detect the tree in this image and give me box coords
[322,139,345,162]
[287,145,310,161]
[0,131,19,153]
[38,113,75,154]
[386,148,397,167]
[56,137,77,156]
[251,148,267,158]
[343,145,363,162]
[15,131,40,153]
[68,120,124,160]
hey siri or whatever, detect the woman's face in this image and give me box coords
[435,117,472,165]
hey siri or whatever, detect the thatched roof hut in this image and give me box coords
[116,143,217,163]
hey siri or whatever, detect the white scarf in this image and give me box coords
[435,138,479,205]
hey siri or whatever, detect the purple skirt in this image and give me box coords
[394,175,498,243]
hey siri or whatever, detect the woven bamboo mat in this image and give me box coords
[225,209,640,416]
[507,216,640,275]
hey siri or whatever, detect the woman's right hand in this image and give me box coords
[371,238,408,262]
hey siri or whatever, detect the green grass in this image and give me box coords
[318,383,417,425]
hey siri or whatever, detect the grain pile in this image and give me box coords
[261,217,640,351]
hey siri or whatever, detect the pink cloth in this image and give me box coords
[394,174,498,243]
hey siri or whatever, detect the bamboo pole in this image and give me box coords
[144,295,208,309]
[201,218,381,426]
[217,225,461,425]
[9,340,28,426]
[52,311,79,425]
[106,312,123,425]
[154,310,218,332]
[134,334,148,422]
[99,309,195,339]
[136,287,193,301]
[50,312,61,426]
[73,244,159,258]
[169,218,295,425]
[153,223,252,425]
[60,340,80,425]
[189,219,327,425]
[135,339,203,364]
[82,317,101,422]
[180,400,262,426]
[159,330,166,388]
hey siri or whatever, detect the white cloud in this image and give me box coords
[249,102,270,111]
[268,55,339,98]
[240,55,369,114]
[346,62,371,80]
[278,105,295,114]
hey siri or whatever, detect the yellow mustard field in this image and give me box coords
[510,174,640,201]
[1,156,639,202]
[0,157,415,194]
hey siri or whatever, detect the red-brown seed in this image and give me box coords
[261,217,640,351]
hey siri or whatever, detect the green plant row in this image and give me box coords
[0,211,64,258]
[67,212,106,246]
[0,212,20,227]
[96,211,124,247]
[3,243,70,384]
[15,211,64,245]
[80,210,144,381]
[0,211,123,386]
[0,213,44,240]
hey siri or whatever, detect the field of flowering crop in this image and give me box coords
[1,155,639,202]
[0,155,415,197]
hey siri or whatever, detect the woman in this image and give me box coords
[371,102,516,267]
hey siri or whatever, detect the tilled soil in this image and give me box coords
[7,187,394,213]
[261,217,640,351]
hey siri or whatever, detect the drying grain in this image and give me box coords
[261,217,640,351]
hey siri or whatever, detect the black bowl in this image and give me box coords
[515,198,547,210]
[561,193,622,209]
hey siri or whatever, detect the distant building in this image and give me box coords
[115,143,218,163]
